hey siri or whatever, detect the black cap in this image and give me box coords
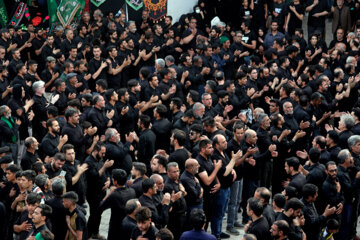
[0,155,13,164]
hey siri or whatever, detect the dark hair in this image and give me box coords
[6,164,19,173]
[32,162,44,174]
[153,155,168,169]
[135,206,152,222]
[62,143,74,154]
[112,169,128,185]
[199,139,212,150]
[65,108,79,121]
[171,97,182,109]
[155,228,174,240]
[142,178,155,193]
[190,123,203,134]
[133,162,147,176]
[273,193,286,208]
[302,183,318,199]
[62,191,79,203]
[46,118,58,130]
[139,114,151,128]
[309,148,320,163]
[190,208,206,230]
[173,129,187,146]
[274,220,290,236]
[26,192,42,205]
[37,204,53,219]
[96,79,108,89]
[284,198,304,211]
[22,170,36,183]
[284,186,298,200]
[155,104,167,118]
[286,157,300,171]
[188,90,199,102]
[326,218,340,230]
[93,142,105,153]
[327,130,339,144]
[247,197,263,217]
[54,152,65,162]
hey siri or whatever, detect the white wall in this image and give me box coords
[167,0,197,22]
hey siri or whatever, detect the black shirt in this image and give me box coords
[84,154,107,201]
[180,170,202,206]
[122,215,137,240]
[40,132,60,157]
[248,216,270,240]
[21,151,39,170]
[211,149,234,189]
[131,225,158,240]
[139,194,170,228]
[164,178,187,215]
[46,196,67,240]
[169,148,190,173]
[99,186,136,240]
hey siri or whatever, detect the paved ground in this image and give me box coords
[88,15,341,240]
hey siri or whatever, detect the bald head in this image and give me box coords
[245,129,257,145]
[185,158,200,175]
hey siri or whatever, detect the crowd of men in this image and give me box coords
[1,0,360,239]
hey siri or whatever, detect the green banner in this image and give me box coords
[48,0,85,28]
[0,0,8,27]
[126,0,143,11]
[90,0,106,7]
[47,0,58,27]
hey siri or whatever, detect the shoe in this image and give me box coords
[219,232,230,239]
[226,227,240,236]
[234,221,245,228]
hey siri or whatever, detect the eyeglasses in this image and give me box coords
[328,169,337,173]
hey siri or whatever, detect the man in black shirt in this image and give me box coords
[139,178,171,228]
[301,183,336,240]
[122,199,141,240]
[32,81,48,140]
[21,137,40,171]
[27,204,52,239]
[169,129,190,172]
[104,128,133,175]
[276,198,304,240]
[46,179,67,240]
[88,95,114,136]
[244,197,270,240]
[44,153,67,180]
[131,207,158,240]
[62,191,88,240]
[62,144,88,205]
[211,134,242,239]
[180,159,203,219]
[197,139,222,231]
[284,157,306,197]
[135,115,156,173]
[130,162,147,198]
[152,104,172,153]
[163,162,187,239]
[84,142,114,239]
[41,118,68,158]
[99,169,136,240]
[88,46,108,91]
[14,193,41,240]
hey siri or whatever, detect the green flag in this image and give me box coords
[48,0,85,28]
[126,0,143,11]
[47,0,59,28]
[0,0,8,27]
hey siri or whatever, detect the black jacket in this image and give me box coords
[87,106,111,136]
